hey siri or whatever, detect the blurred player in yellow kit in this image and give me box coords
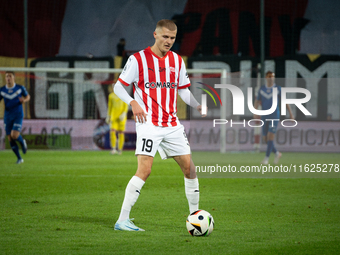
[106,89,128,155]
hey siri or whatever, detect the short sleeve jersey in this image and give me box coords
[118,47,190,127]
[257,84,281,119]
[0,84,28,119]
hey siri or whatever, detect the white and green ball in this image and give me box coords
[186,210,214,236]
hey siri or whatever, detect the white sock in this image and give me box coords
[117,176,145,222]
[184,177,199,214]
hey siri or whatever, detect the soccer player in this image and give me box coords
[113,19,204,231]
[0,71,30,164]
[106,89,128,155]
[254,71,294,165]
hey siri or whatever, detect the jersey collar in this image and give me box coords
[265,83,276,89]
[147,46,170,60]
[6,83,16,90]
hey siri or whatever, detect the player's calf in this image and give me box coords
[10,140,21,161]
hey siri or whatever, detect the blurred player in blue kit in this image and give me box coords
[0,71,30,164]
[254,71,294,165]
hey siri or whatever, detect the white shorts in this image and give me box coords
[135,123,191,159]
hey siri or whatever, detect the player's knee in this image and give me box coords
[11,133,19,140]
[136,156,153,181]
[267,133,275,141]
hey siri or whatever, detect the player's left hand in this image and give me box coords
[197,105,207,117]
[18,97,25,104]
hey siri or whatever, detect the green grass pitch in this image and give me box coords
[1,150,339,255]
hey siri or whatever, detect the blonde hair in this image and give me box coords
[156,19,177,31]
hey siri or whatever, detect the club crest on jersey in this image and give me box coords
[145,82,177,89]
[170,67,176,73]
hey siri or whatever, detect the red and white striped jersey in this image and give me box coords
[118,46,190,127]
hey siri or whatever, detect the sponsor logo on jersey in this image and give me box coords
[145,82,177,89]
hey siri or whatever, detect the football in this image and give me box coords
[186,210,214,236]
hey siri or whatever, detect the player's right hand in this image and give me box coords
[130,100,147,123]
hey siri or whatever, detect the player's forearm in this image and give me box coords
[178,88,200,109]
[113,82,134,105]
